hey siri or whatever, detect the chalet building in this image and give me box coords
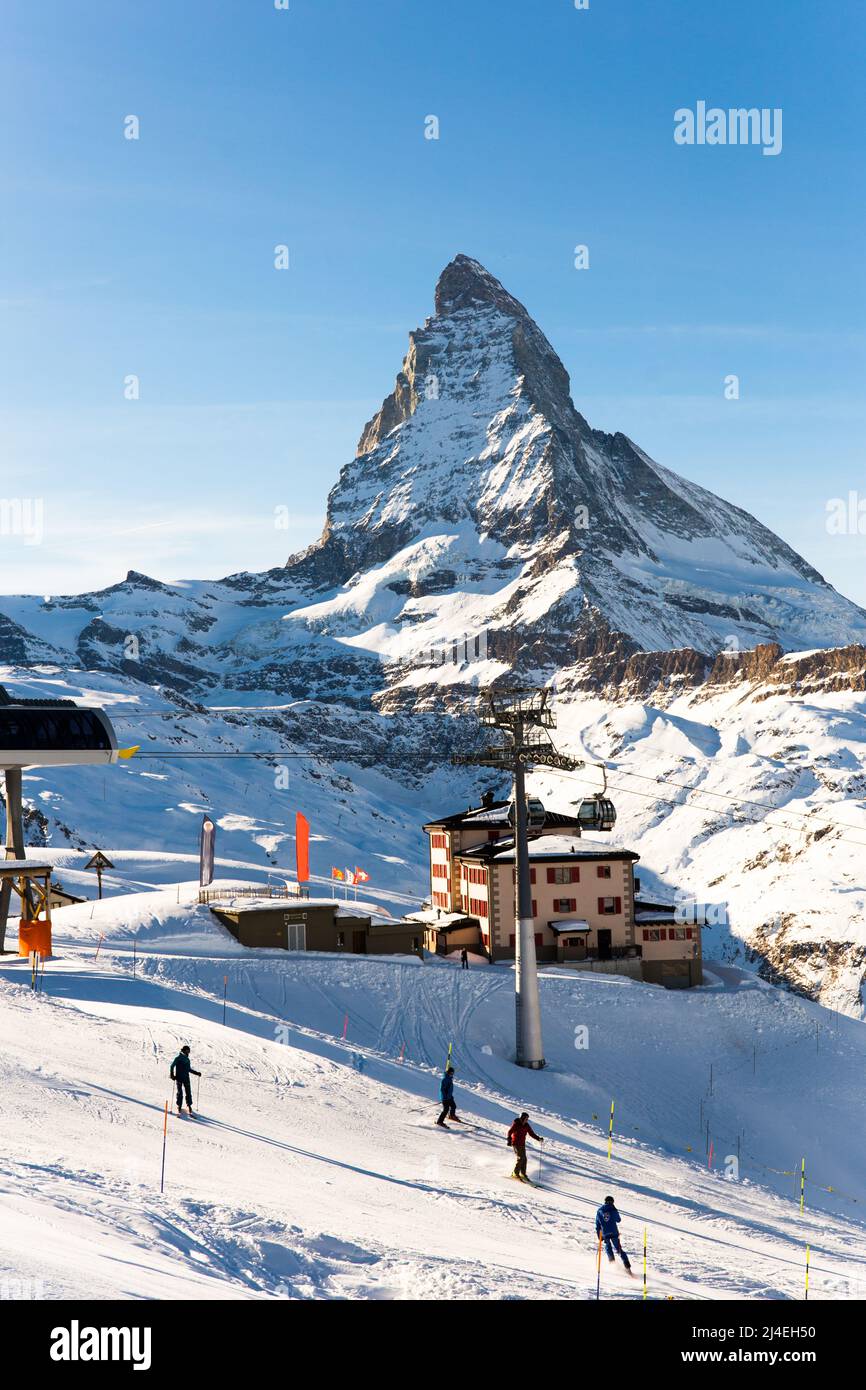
[423,795,702,988]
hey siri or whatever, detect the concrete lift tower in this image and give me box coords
[0,686,125,952]
[455,687,616,1069]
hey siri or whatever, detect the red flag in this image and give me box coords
[354,866,370,883]
[295,812,310,884]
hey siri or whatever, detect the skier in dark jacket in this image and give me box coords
[170,1045,201,1115]
[507,1112,542,1181]
[436,1065,459,1126]
[596,1194,631,1270]
[460,948,469,970]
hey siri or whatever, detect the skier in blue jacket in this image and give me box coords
[596,1195,631,1270]
[436,1065,459,1127]
[170,1045,201,1116]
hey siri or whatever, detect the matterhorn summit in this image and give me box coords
[285,255,866,678]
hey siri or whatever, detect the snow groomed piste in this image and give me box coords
[3,866,866,1303]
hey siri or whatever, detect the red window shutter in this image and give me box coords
[660,928,667,940]
[569,898,576,912]
[686,927,693,939]
[530,867,536,884]
[597,897,605,913]
[642,930,649,941]
[531,899,537,917]
[546,867,555,884]
[509,934,515,948]
[615,897,622,914]
[570,867,580,883]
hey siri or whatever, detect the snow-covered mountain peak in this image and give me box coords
[293,257,866,664]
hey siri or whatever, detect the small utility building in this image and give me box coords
[210,897,423,956]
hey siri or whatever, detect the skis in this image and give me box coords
[507,1174,539,1188]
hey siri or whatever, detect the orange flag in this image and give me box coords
[296,812,310,883]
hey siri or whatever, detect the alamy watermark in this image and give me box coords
[674,102,782,157]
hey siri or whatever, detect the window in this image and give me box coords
[553,897,576,913]
[432,863,449,879]
[596,866,612,879]
[598,896,622,915]
[432,891,449,908]
[671,927,687,940]
[469,896,489,918]
[0,708,113,751]
[547,866,579,884]
[642,929,661,942]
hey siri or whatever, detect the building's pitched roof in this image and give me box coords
[458,835,639,864]
[423,802,582,832]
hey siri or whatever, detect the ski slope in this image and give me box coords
[3,884,866,1302]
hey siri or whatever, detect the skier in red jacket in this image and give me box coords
[507,1112,543,1182]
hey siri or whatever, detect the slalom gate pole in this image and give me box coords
[160,1100,168,1194]
[95,933,105,960]
[342,1013,349,1040]
[596,1232,603,1300]
[643,1228,647,1301]
[447,1041,452,1070]
[222,975,228,1026]
[800,1158,806,1213]
[607,1100,614,1161]
[805,1245,810,1300]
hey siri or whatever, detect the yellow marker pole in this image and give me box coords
[800,1158,806,1213]
[446,1040,452,1071]
[607,1100,615,1161]
[805,1245,810,1301]
[643,1228,647,1300]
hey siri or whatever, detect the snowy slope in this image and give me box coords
[2,890,866,1301]
[531,676,866,1015]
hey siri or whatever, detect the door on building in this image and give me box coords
[597,928,612,961]
[352,930,367,955]
[285,920,307,951]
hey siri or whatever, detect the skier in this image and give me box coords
[596,1194,632,1271]
[170,1044,201,1116]
[460,947,469,971]
[507,1112,543,1182]
[436,1064,459,1126]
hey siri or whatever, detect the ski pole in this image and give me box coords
[537,1140,543,1185]
[196,1074,201,1109]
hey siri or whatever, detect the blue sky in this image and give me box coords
[2,0,864,602]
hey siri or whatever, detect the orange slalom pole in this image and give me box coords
[160,1100,168,1193]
